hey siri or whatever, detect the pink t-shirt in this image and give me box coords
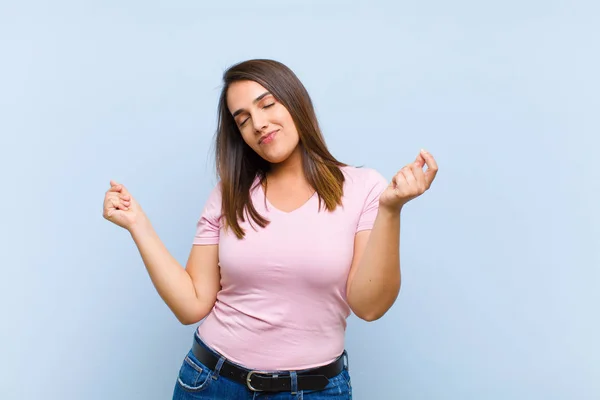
[193,165,388,370]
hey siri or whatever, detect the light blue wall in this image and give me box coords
[1,1,598,399]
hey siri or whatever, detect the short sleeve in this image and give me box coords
[356,169,389,232]
[193,182,222,245]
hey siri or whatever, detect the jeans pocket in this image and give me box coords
[176,351,213,393]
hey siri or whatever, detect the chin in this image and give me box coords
[261,150,295,164]
[264,155,290,164]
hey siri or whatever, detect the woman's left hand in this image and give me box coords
[379,149,439,212]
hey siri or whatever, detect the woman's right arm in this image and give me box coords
[103,180,220,325]
[130,221,220,325]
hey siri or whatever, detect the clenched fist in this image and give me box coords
[102,180,147,231]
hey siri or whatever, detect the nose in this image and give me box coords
[252,112,268,133]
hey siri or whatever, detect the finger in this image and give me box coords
[104,198,116,217]
[413,153,426,168]
[107,192,130,202]
[104,204,118,218]
[401,166,416,186]
[420,149,438,186]
[110,196,129,211]
[108,184,122,193]
[104,206,125,219]
[392,170,408,189]
[411,161,427,191]
[108,183,131,197]
[117,184,131,196]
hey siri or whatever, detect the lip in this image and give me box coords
[259,130,279,145]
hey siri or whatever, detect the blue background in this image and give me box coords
[1,1,598,399]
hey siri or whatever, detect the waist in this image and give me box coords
[191,331,348,393]
[198,313,346,370]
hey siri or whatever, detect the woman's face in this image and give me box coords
[227,80,300,165]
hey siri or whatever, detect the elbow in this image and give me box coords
[349,300,388,322]
[354,309,386,322]
[349,283,401,322]
[175,307,210,326]
[178,315,201,326]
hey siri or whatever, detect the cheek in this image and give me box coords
[278,113,297,135]
[285,120,299,139]
[284,113,295,126]
[238,130,253,146]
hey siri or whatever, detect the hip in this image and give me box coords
[172,331,352,400]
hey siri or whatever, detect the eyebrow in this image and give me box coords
[231,91,272,118]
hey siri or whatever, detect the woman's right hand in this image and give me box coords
[102,180,147,231]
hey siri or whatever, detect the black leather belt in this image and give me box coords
[191,337,346,392]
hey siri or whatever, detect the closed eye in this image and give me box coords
[239,103,275,126]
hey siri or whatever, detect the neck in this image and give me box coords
[267,146,305,182]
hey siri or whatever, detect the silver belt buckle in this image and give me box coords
[246,371,264,392]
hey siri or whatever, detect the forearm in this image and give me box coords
[129,220,207,324]
[348,207,401,321]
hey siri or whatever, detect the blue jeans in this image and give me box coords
[172,334,352,399]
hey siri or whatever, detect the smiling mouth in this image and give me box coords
[259,130,278,144]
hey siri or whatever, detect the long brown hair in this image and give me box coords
[215,59,346,239]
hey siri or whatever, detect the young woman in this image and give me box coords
[103,59,438,399]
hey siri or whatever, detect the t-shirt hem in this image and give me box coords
[193,238,219,245]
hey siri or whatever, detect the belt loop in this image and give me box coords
[343,350,349,372]
[212,356,226,380]
[290,371,298,395]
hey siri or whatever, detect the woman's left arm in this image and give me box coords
[347,149,438,321]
